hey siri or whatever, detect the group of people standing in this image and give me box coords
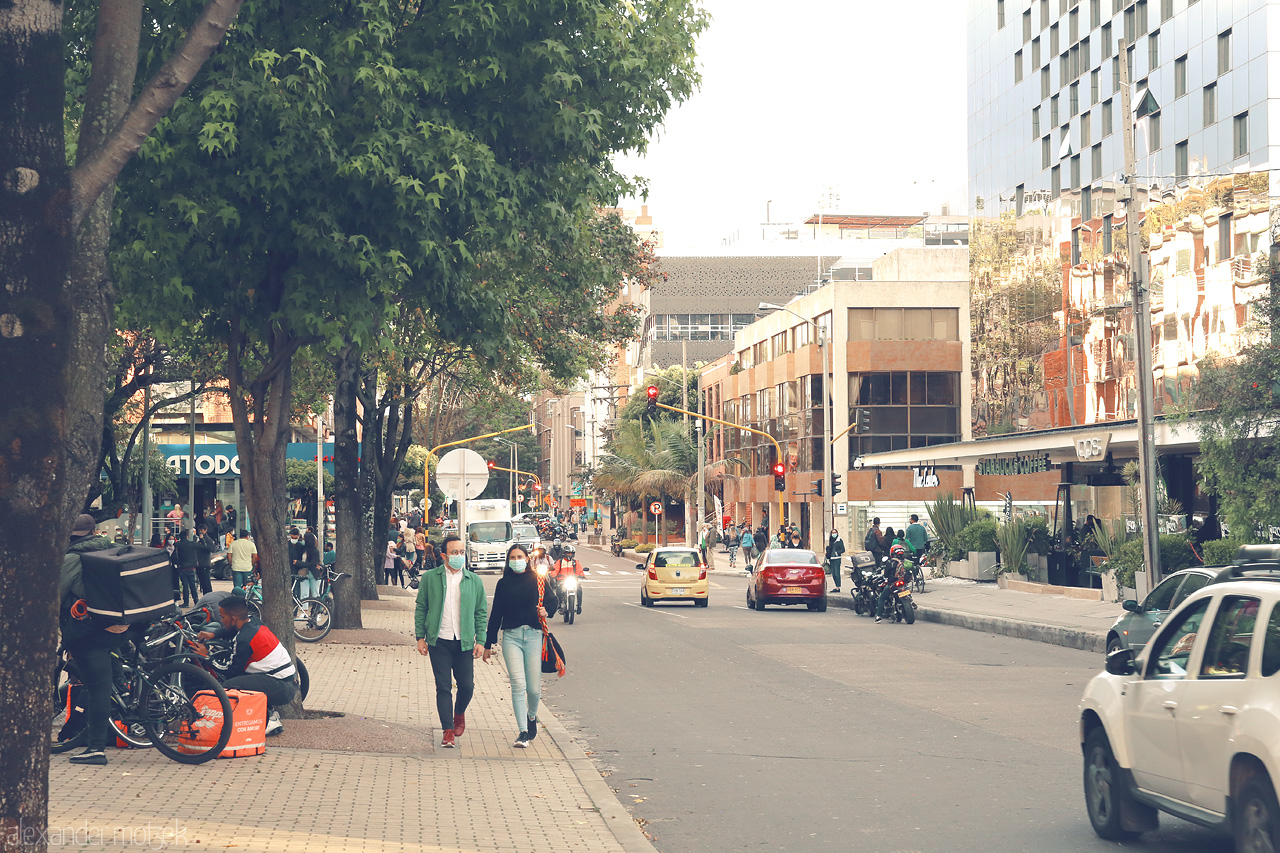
[383,517,437,587]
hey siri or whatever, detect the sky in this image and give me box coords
[615,0,971,251]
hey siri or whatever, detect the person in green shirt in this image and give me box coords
[904,514,929,556]
[415,534,488,749]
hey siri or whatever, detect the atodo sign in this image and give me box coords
[976,453,1051,476]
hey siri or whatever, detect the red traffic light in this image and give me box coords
[533,483,541,491]
[772,462,785,476]
[487,460,495,469]
[646,385,659,399]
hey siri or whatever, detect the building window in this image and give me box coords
[1136,0,1148,34]
[1015,50,1024,82]
[1092,142,1103,180]
[1175,139,1189,178]
[998,0,1006,29]
[1204,83,1216,128]
[1124,5,1134,40]
[1071,227,1081,265]
[1102,99,1113,135]
[1091,0,1101,27]
[847,372,961,457]
[1052,164,1062,195]
[1042,66,1052,98]
[1082,186,1093,221]
[1090,68,1100,105]
[1032,36,1041,66]
[1032,106,1041,139]
[1174,54,1187,97]
[1112,55,1120,93]
[1071,154,1081,189]
[1041,0,1050,27]
[1126,44,1135,84]
[1234,111,1249,158]
[1070,82,1079,116]
[1016,184,1026,217]
[1050,22,1059,54]
[1148,111,1161,151]
[1103,213,1113,253]
[847,308,960,343]
[1051,94,1060,125]
[1060,51,1069,80]
[1043,135,1052,168]
[1081,110,1092,147]
[1161,0,1172,22]
[1023,7,1033,41]
[1218,29,1231,75]
[1148,30,1158,69]
[1219,214,1231,261]
[1101,21,1111,58]
[1081,36,1091,72]
[1071,44,1081,79]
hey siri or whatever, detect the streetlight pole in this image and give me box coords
[761,302,834,547]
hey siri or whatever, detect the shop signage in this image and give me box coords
[976,453,1050,476]
[911,466,939,488]
[569,498,587,507]
[166,453,240,476]
[1075,432,1112,461]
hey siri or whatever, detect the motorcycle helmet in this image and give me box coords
[889,543,907,558]
[562,544,576,559]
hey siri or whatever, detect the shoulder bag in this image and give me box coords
[535,574,566,677]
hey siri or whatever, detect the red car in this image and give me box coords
[747,548,828,611]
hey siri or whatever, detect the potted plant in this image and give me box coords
[995,519,1030,587]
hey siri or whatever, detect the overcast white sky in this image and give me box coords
[615,0,970,251]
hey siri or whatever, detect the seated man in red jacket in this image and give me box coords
[195,595,297,735]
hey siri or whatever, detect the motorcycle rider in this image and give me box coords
[875,542,908,623]
[551,543,586,614]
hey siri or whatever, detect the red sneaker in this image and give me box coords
[441,729,456,748]
[453,713,466,736]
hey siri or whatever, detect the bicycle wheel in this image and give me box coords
[141,662,232,764]
[294,655,309,702]
[294,597,331,642]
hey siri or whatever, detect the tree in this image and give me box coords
[2,2,245,845]
[1193,284,1280,533]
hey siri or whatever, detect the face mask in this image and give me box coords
[509,558,527,573]
[446,554,465,570]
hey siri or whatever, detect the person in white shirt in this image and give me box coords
[228,530,258,591]
[414,535,488,749]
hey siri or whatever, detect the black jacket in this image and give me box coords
[484,573,559,649]
[173,533,201,569]
[194,532,218,568]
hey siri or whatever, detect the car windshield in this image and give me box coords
[512,525,538,539]
[765,549,818,565]
[654,551,701,568]
[469,522,512,543]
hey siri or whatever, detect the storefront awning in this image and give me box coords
[855,418,1203,469]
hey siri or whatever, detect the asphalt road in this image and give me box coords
[531,545,1229,853]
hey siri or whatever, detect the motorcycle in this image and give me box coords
[849,559,880,617]
[559,575,579,625]
[610,533,624,557]
[876,563,917,624]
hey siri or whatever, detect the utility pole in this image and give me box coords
[141,381,151,544]
[697,372,706,544]
[1119,40,1162,589]
[316,413,325,555]
[682,339,690,544]
[187,380,196,527]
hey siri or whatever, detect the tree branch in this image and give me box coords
[69,0,247,226]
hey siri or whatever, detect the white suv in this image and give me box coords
[1079,547,1280,851]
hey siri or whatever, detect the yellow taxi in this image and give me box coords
[638,547,709,607]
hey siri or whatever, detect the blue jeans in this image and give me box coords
[294,575,321,600]
[232,570,253,592]
[501,625,543,730]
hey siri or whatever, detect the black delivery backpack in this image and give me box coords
[79,545,175,623]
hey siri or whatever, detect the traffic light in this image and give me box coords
[772,461,785,492]
[533,483,541,492]
[487,460,495,470]
[645,385,659,418]
[830,473,842,496]
[856,409,872,434]
[813,479,824,497]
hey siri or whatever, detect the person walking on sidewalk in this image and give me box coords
[483,544,559,748]
[825,529,846,592]
[415,534,488,749]
[740,525,754,564]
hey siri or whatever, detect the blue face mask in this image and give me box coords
[446,554,465,570]
[509,558,527,573]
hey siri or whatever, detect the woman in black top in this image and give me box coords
[296,531,322,600]
[483,544,558,747]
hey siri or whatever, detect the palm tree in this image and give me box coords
[594,419,745,546]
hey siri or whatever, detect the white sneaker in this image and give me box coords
[265,710,283,736]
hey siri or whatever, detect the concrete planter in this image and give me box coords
[1100,568,1120,603]
[997,571,1028,588]
[1025,553,1048,583]
[969,551,999,582]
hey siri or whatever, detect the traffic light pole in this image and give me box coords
[650,400,786,538]
[428,424,536,519]
[487,463,542,501]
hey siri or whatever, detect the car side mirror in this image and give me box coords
[1105,648,1137,676]
[636,564,645,572]
[1122,599,1139,612]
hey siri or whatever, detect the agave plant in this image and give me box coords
[926,492,973,557]
[994,519,1029,575]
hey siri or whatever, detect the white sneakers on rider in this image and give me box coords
[266,710,283,736]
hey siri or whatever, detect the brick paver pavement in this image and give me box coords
[47,594,650,852]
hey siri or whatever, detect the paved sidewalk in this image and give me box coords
[48,591,653,853]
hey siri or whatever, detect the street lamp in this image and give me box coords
[760,301,835,542]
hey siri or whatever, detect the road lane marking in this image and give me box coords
[595,570,611,575]
[623,602,689,619]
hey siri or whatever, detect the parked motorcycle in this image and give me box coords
[849,559,880,617]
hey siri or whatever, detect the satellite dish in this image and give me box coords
[436,448,489,502]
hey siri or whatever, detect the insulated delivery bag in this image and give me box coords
[79,545,174,623]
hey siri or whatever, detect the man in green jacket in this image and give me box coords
[415,534,488,749]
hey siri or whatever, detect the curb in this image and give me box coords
[539,708,657,852]
[825,594,1107,653]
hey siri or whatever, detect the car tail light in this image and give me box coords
[647,568,657,580]
[698,568,707,580]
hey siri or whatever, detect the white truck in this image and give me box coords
[464,500,514,573]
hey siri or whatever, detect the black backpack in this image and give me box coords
[864,527,879,552]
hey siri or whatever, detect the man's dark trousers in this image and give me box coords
[66,632,126,750]
[427,638,474,730]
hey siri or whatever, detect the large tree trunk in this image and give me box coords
[358,402,380,599]
[0,4,73,849]
[330,340,363,627]
[227,316,302,716]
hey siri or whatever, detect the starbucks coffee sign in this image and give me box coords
[976,453,1051,476]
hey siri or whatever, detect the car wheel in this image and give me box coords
[1083,727,1140,841]
[806,601,819,611]
[1235,774,1280,853]
[641,589,653,607]
[817,597,828,613]
[1106,635,1124,655]
[754,595,767,611]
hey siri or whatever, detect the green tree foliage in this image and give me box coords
[1193,285,1280,532]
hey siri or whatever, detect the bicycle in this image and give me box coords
[51,634,233,764]
[242,580,332,642]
